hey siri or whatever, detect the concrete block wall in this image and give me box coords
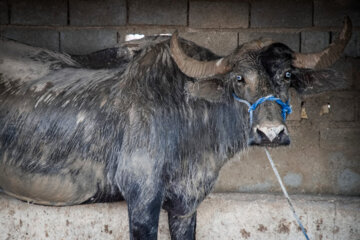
[0,0,359,196]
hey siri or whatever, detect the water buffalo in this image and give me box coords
[0,17,352,239]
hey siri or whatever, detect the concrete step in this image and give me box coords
[0,193,359,240]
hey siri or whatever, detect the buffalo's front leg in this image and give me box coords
[168,211,197,240]
[115,150,165,240]
[127,192,163,240]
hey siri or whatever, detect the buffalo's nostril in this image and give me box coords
[256,128,269,141]
[278,128,285,136]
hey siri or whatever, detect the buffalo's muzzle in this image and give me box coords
[248,123,290,146]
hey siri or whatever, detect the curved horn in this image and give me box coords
[170,31,232,79]
[293,16,352,69]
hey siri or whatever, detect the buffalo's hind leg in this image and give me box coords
[168,211,197,240]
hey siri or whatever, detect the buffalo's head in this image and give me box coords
[170,17,352,147]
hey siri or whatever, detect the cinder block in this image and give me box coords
[301,32,330,53]
[329,96,356,122]
[352,59,360,90]
[60,29,117,55]
[358,95,360,122]
[301,95,331,125]
[0,0,8,24]
[1,28,59,51]
[180,32,238,56]
[251,0,312,28]
[326,150,360,195]
[302,91,356,123]
[320,127,360,151]
[189,1,249,28]
[129,0,187,26]
[287,123,321,149]
[239,32,300,52]
[336,167,360,195]
[70,0,126,26]
[314,0,360,27]
[11,0,67,26]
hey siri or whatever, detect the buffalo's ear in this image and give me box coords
[185,79,226,102]
[290,68,348,95]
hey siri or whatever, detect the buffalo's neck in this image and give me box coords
[148,98,249,177]
[159,100,249,215]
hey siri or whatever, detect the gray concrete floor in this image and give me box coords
[0,193,359,240]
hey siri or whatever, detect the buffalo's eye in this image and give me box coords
[236,75,244,83]
[284,71,292,80]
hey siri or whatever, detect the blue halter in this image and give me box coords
[233,93,292,126]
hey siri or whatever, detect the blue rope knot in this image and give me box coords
[233,93,292,126]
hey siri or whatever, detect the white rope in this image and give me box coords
[264,148,310,240]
